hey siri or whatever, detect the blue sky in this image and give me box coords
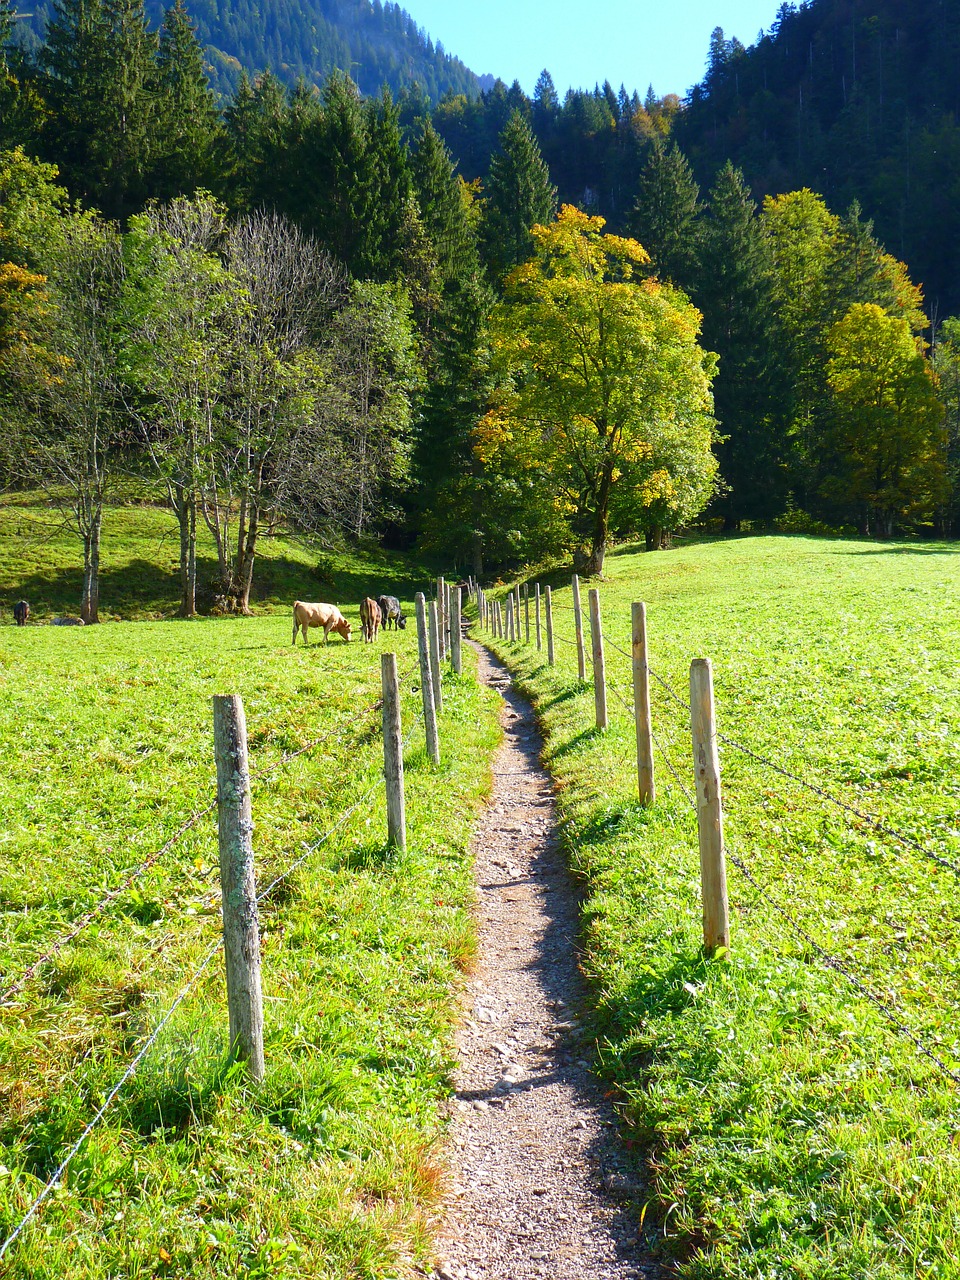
[400,0,781,100]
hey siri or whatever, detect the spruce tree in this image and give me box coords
[696,162,792,525]
[152,0,221,201]
[480,109,556,280]
[410,119,479,285]
[41,0,158,218]
[630,137,701,290]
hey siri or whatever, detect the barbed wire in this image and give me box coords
[0,801,217,1005]
[2,676,403,1006]
[714,731,960,881]
[651,729,697,809]
[0,940,221,1264]
[726,844,960,1089]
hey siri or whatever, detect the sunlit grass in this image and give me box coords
[0,510,500,1278]
[487,534,960,1278]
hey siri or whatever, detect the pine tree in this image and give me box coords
[695,162,792,525]
[480,110,556,280]
[630,137,701,290]
[152,0,221,201]
[410,118,479,286]
[41,0,158,218]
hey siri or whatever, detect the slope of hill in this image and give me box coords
[17,0,485,100]
[676,0,960,316]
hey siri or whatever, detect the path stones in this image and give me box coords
[433,644,657,1280]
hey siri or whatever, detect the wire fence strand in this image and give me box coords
[0,940,221,1264]
[727,844,960,1089]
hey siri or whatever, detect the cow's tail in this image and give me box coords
[292,601,300,645]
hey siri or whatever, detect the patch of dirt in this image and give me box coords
[431,643,659,1280]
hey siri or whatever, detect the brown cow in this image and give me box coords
[360,596,381,643]
[292,600,352,645]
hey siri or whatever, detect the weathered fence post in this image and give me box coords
[428,600,444,712]
[451,584,462,675]
[514,586,522,636]
[545,585,555,665]
[506,592,515,642]
[415,593,440,764]
[690,658,729,955]
[437,577,446,659]
[212,694,264,1082]
[535,584,542,651]
[572,574,586,682]
[524,584,530,643]
[632,602,655,806]
[381,652,406,851]
[445,580,452,654]
[588,588,607,730]
[496,600,503,639]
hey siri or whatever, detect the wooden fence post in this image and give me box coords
[632,602,655,806]
[445,580,452,654]
[506,592,515,642]
[428,600,444,712]
[572,574,586,682]
[451,584,462,674]
[212,694,264,1082]
[545,585,555,665]
[381,652,406,851]
[437,577,446,660]
[588,588,607,730]
[690,658,729,955]
[514,587,522,637]
[535,584,542,651]
[524,584,530,643]
[496,600,503,639]
[415,593,440,764]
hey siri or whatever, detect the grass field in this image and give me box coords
[486,535,960,1279]
[0,493,426,620]
[0,505,501,1278]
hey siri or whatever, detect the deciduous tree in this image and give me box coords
[479,206,717,574]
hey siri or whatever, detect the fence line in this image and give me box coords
[0,940,221,1264]
[0,684,431,1263]
[475,578,960,1086]
[0,687,399,1007]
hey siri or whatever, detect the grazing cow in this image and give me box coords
[52,616,85,626]
[292,600,351,645]
[377,595,406,631]
[360,596,382,644]
[13,600,28,626]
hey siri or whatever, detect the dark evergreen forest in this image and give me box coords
[2,0,960,594]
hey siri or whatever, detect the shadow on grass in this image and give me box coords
[3,548,441,621]
[547,724,605,762]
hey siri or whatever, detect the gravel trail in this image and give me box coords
[431,642,658,1280]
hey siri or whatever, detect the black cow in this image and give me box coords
[377,595,406,630]
[13,600,28,626]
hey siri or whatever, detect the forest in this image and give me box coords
[1,0,959,621]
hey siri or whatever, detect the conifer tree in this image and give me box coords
[152,0,221,201]
[479,110,556,280]
[696,162,792,524]
[410,118,479,285]
[41,0,158,218]
[630,137,701,289]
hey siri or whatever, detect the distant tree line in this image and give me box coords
[0,0,958,625]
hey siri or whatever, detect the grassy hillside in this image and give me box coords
[0,495,425,621]
[486,534,960,1279]
[0,506,501,1277]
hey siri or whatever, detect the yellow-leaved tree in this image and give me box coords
[824,303,945,536]
[477,205,718,573]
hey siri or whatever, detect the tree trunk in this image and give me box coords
[645,525,665,551]
[176,485,198,618]
[81,515,101,624]
[236,502,258,617]
[471,530,483,578]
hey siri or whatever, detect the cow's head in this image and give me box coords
[397,615,407,630]
[335,618,352,641]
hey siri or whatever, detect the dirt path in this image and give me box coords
[431,644,658,1280]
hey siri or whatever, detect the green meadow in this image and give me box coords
[488,535,960,1279]
[0,501,501,1278]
